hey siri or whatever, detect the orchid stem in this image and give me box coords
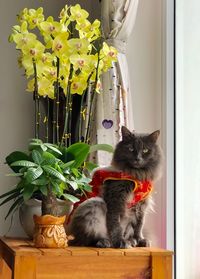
[33,60,40,139]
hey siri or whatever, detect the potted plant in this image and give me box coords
[2,3,117,248]
[9,4,117,144]
[2,138,113,247]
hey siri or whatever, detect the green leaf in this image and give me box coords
[11,160,38,168]
[41,144,47,152]
[23,184,35,201]
[62,160,75,169]
[0,188,21,201]
[51,181,62,196]
[44,143,62,155]
[29,138,43,144]
[89,144,114,154]
[6,173,23,177]
[43,165,66,182]
[84,161,98,172]
[66,179,78,190]
[5,151,29,173]
[82,184,92,193]
[31,176,48,186]
[5,197,24,220]
[32,150,43,165]
[71,168,79,177]
[39,185,48,196]
[61,143,90,168]
[0,190,22,206]
[62,194,80,203]
[41,152,56,166]
[25,166,43,183]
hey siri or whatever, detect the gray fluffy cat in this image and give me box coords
[67,126,162,248]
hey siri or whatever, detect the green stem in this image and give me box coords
[85,52,100,143]
[68,93,72,146]
[45,97,50,143]
[56,57,60,144]
[78,72,94,142]
[33,60,40,139]
[60,64,73,147]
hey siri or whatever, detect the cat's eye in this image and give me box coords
[128,147,134,152]
[143,148,149,154]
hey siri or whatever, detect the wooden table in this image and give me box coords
[0,237,173,279]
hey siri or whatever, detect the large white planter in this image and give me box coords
[19,198,73,239]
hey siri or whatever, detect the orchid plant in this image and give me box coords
[9,4,117,146]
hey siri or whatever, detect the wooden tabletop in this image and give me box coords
[0,237,173,279]
[0,237,173,257]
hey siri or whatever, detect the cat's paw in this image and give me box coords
[129,238,137,247]
[96,239,111,248]
[112,239,131,249]
[137,238,151,247]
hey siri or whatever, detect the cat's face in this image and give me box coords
[113,126,160,170]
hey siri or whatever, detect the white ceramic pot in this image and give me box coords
[19,198,73,239]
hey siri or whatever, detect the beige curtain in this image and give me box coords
[93,0,139,165]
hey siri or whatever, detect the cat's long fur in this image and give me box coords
[67,126,162,248]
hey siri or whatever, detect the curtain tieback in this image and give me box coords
[106,38,127,54]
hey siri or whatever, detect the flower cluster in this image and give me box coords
[10,4,118,98]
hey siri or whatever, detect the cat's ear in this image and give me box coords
[148,130,160,143]
[121,126,133,141]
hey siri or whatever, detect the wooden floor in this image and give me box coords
[0,237,173,279]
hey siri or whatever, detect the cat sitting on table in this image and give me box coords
[67,126,162,248]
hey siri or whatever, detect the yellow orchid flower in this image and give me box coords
[17,8,29,23]
[21,40,45,60]
[70,74,88,95]
[22,52,54,78]
[43,65,57,82]
[59,5,69,21]
[69,54,92,72]
[52,33,69,58]
[26,78,35,92]
[27,8,44,29]
[67,38,90,54]
[59,75,69,95]
[75,19,91,33]
[77,19,101,41]
[37,77,55,98]
[12,32,37,50]
[100,42,118,60]
[40,17,62,38]
[26,77,55,99]
[70,4,89,22]
[95,79,102,94]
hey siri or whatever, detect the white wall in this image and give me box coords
[127,0,164,247]
[0,0,93,237]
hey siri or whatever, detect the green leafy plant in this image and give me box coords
[1,139,113,218]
